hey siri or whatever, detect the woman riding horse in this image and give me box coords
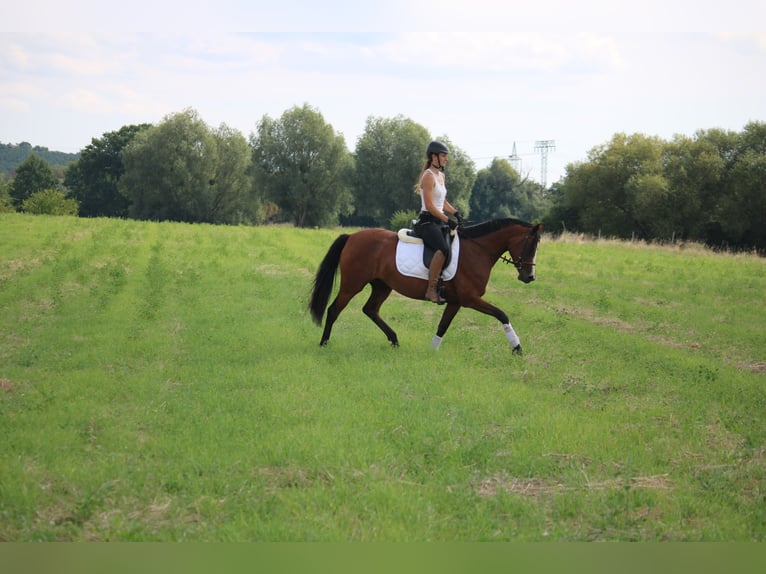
[309,216,542,354]
[414,141,463,304]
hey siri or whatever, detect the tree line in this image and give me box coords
[0,142,78,174]
[2,105,764,252]
[545,124,766,251]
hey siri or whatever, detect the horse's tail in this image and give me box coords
[309,234,350,326]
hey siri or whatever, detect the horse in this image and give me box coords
[308,218,542,354]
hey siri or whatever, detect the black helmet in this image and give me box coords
[426,140,450,159]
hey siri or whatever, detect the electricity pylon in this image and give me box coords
[533,140,555,188]
[508,142,522,173]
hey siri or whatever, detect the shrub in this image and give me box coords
[21,188,79,216]
[0,183,14,213]
[389,210,418,231]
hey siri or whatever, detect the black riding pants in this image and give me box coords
[414,212,450,256]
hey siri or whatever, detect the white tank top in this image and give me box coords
[419,169,447,212]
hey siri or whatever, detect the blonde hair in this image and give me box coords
[413,159,431,195]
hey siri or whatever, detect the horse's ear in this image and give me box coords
[534,223,543,233]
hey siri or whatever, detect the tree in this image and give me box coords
[64,124,151,218]
[560,133,665,238]
[0,179,14,212]
[544,123,765,249]
[470,158,546,223]
[119,109,254,224]
[21,189,79,216]
[210,123,260,224]
[629,172,674,238]
[541,182,577,233]
[352,116,430,226]
[250,104,353,227]
[717,121,766,249]
[659,133,725,241]
[9,153,59,207]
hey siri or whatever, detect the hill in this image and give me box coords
[0,141,79,174]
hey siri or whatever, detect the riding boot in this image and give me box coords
[425,250,447,304]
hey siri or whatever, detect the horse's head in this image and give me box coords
[508,223,542,283]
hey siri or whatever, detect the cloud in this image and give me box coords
[714,32,766,51]
[49,52,118,76]
[1,26,764,184]
[578,34,624,70]
[65,88,117,114]
[0,97,31,113]
[160,35,284,72]
[4,44,30,69]
[365,32,623,76]
[0,81,45,103]
[421,0,766,33]
[1,33,118,76]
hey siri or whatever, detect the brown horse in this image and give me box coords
[308,218,542,354]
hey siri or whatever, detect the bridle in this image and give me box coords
[510,226,540,271]
[463,225,539,272]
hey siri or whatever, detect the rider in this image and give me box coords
[415,140,462,304]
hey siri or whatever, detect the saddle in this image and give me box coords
[398,223,455,269]
[395,225,460,281]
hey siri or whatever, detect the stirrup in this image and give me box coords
[426,281,446,304]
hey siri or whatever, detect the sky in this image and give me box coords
[2,1,765,186]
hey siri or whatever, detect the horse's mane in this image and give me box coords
[458,218,533,239]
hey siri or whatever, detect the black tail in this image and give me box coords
[309,234,350,325]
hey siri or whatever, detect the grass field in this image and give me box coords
[1,213,764,541]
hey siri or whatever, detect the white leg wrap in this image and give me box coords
[503,324,520,348]
[431,335,443,350]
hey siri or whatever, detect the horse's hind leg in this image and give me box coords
[320,275,370,346]
[363,280,399,347]
[320,291,353,346]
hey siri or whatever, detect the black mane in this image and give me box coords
[459,218,533,239]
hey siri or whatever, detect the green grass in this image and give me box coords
[1,214,764,541]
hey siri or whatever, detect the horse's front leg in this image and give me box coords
[465,298,523,355]
[431,303,461,350]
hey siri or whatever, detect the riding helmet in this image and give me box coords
[426,140,450,159]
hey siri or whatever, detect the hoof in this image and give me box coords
[319,340,328,347]
[391,341,400,348]
[512,345,523,356]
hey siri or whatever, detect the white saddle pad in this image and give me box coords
[395,232,459,280]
